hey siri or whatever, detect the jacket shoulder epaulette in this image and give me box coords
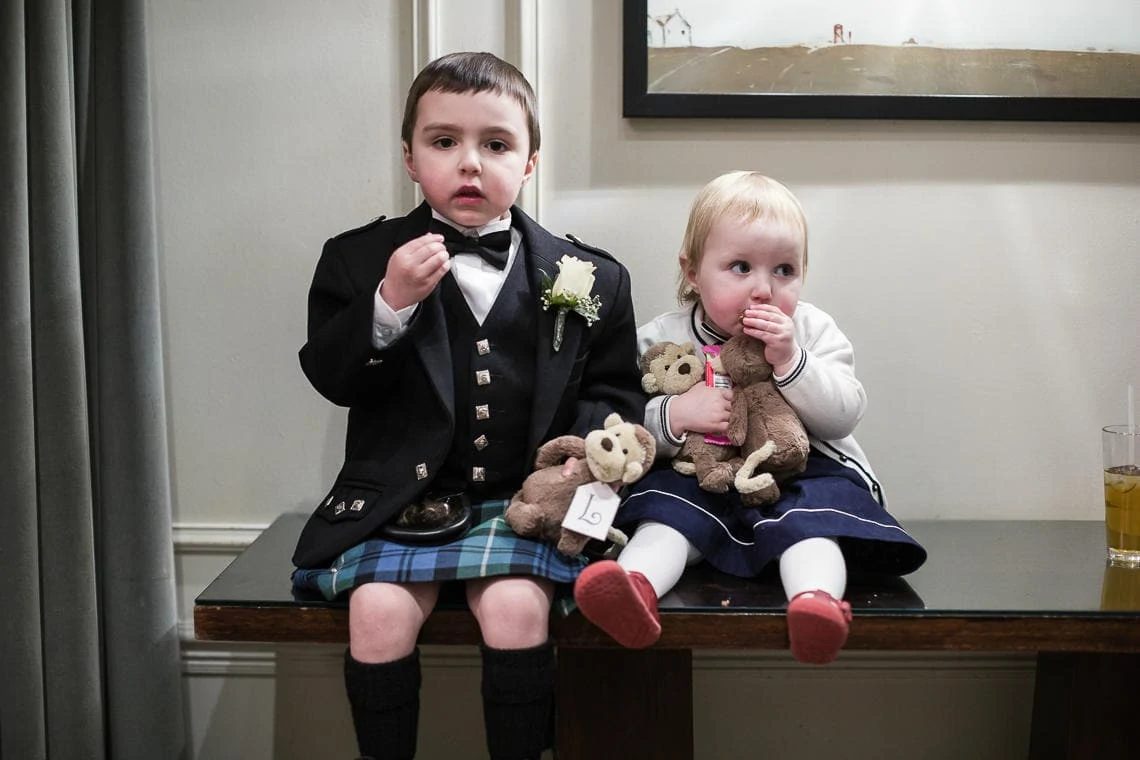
[565,233,617,263]
[332,215,388,241]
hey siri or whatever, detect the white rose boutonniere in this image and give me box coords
[540,255,602,351]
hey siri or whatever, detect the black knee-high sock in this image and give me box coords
[343,648,422,760]
[480,640,556,760]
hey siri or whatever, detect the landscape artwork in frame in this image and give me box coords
[624,0,1140,121]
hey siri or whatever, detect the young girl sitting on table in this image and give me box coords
[574,171,927,664]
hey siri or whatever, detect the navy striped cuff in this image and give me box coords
[660,396,687,447]
[774,347,806,388]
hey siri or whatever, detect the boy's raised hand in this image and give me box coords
[379,232,451,311]
[669,383,733,439]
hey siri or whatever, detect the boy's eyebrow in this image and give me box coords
[418,121,522,139]
[418,120,461,134]
[480,125,520,137]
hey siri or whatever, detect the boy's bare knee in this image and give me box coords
[349,581,439,662]
[468,577,553,648]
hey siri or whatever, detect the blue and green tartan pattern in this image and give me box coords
[291,499,588,603]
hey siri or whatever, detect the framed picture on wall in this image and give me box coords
[624,0,1140,122]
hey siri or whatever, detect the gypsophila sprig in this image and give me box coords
[540,255,602,351]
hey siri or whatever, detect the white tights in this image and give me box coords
[616,521,702,598]
[617,521,846,601]
[778,536,846,600]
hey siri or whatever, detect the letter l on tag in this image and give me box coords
[561,481,620,541]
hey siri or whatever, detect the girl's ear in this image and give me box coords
[680,254,697,289]
[402,142,418,182]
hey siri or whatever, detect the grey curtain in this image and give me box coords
[1,1,186,758]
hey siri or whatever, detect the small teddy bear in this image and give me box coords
[720,334,810,506]
[640,341,741,493]
[640,340,702,396]
[505,413,657,556]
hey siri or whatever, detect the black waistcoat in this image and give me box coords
[434,248,538,499]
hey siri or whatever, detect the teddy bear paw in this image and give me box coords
[700,463,738,493]
[735,470,775,492]
[732,443,777,489]
[606,526,630,547]
[739,478,780,506]
[672,459,697,476]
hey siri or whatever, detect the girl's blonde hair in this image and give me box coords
[677,171,808,304]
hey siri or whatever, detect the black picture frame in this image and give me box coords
[623,1,1140,122]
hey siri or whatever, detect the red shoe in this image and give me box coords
[573,561,661,649]
[786,590,852,664]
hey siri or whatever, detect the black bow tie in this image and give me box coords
[429,220,511,270]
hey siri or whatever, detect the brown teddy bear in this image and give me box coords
[505,413,657,556]
[639,337,810,506]
[640,341,741,493]
[720,334,810,506]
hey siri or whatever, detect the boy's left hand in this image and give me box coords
[742,305,799,374]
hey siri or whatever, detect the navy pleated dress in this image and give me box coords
[615,449,927,578]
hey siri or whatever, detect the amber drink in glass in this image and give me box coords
[1103,425,1140,566]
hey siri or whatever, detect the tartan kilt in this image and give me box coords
[290,499,587,601]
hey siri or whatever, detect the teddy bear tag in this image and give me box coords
[561,482,620,541]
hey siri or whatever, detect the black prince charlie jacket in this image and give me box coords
[292,203,646,568]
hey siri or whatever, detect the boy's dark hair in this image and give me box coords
[401,51,540,155]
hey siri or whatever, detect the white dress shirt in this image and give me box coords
[371,211,519,348]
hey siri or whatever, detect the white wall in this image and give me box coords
[154,1,1140,758]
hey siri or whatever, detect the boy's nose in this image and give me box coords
[458,148,481,173]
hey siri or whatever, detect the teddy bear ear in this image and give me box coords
[638,430,657,464]
[640,342,665,370]
[604,412,622,429]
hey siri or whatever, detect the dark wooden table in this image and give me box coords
[196,514,1140,759]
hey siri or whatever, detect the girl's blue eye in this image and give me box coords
[774,263,795,276]
[730,261,751,274]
